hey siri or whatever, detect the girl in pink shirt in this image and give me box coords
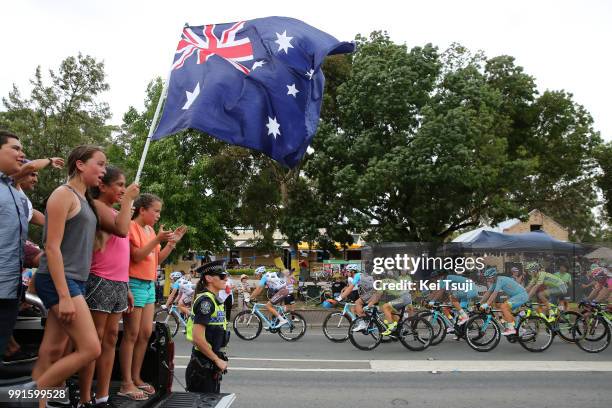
[79,166,140,405]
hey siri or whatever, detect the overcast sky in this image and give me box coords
[2,0,610,141]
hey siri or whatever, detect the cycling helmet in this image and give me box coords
[170,271,183,280]
[483,266,497,278]
[591,267,607,280]
[254,266,266,275]
[525,262,541,274]
[346,264,360,272]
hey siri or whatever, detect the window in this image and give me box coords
[530,224,542,231]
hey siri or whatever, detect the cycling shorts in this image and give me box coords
[535,283,567,297]
[284,294,296,305]
[270,287,290,305]
[387,293,412,312]
[347,291,359,302]
[506,292,529,311]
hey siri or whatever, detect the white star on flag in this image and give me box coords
[252,60,266,70]
[275,31,294,54]
[306,69,315,80]
[287,84,299,97]
[266,116,281,139]
[182,82,200,110]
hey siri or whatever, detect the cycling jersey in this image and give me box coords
[380,276,412,310]
[347,276,359,292]
[554,271,572,285]
[444,274,477,299]
[491,276,527,297]
[173,277,195,303]
[532,272,565,288]
[355,273,376,301]
[258,272,287,291]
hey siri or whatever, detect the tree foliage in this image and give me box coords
[0,53,112,216]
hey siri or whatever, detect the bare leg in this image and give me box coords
[95,312,122,400]
[132,303,155,391]
[119,307,144,396]
[78,311,108,403]
[34,297,101,388]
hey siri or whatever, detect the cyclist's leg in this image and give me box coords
[382,302,394,323]
[178,296,191,317]
[534,285,549,313]
[267,288,289,319]
[354,297,365,317]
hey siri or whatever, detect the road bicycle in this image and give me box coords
[529,302,581,343]
[154,304,188,338]
[347,305,433,351]
[416,302,473,346]
[322,301,356,342]
[233,302,307,342]
[464,302,554,352]
[572,301,611,353]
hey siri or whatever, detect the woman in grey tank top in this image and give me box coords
[31,145,107,394]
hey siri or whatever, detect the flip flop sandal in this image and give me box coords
[117,389,148,401]
[137,383,155,395]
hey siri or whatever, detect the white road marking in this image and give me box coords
[172,358,612,372]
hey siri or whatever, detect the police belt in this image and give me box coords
[192,349,227,370]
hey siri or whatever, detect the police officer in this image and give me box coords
[185,260,230,393]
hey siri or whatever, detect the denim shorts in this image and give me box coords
[34,273,87,309]
[129,277,156,307]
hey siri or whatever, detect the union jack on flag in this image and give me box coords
[173,22,253,74]
[152,17,354,168]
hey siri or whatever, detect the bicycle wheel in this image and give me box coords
[419,311,447,346]
[154,309,179,338]
[398,316,433,351]
[278,312,307,341]
[517,316,554,352]
[323,312,351,342]
[556,311,581,343]
[348,317,383,350]
[464,313,500,352]
[233,310,263,341]
[573,315,611,353]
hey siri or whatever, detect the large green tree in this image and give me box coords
[0,54,113,236]
[305,33,604,243]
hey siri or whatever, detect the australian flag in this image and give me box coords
[151,17,355,168]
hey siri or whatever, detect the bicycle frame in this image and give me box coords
[169,305,188,327]
[340,302,356,321]
[244,303,287,327]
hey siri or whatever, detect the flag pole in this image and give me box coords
[135,23,190,184]
[134,71,171,184]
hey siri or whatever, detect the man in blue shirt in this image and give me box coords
[0,130,28,359]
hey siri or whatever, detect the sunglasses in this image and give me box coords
[211,273,228,280]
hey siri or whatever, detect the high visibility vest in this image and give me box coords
[185,291,227,352]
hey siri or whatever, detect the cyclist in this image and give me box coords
[524,261,567,316]
[554,264,573,310]
[379,271,413,335]
[341,264,360,302]
[249,266,289,328]
[426,269,475,327]
[586,267,611,304]
[479,266,529,336]
[164,271,195,316]
[337,267,381,331]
